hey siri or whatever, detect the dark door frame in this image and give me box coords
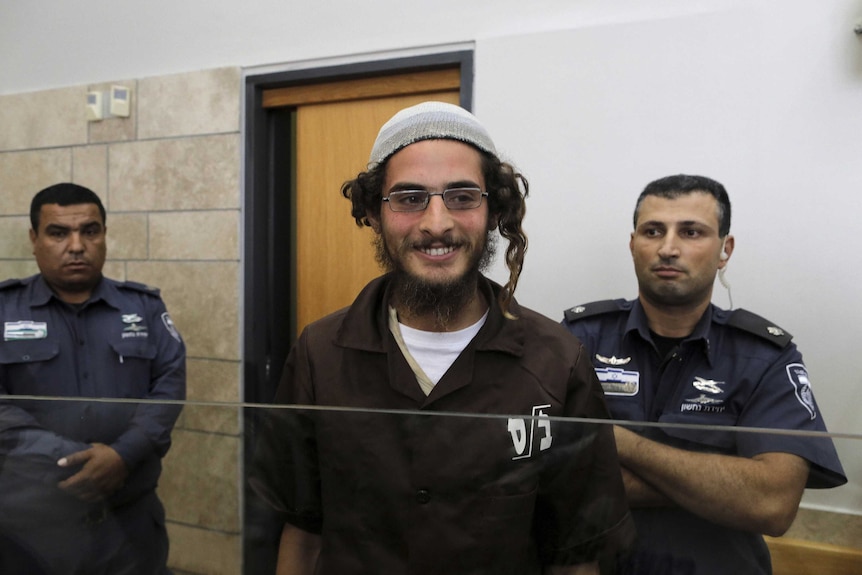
[241,49,473,573]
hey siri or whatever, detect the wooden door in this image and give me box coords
[263,70,460,332]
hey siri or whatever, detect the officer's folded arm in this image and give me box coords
[614,425,809,536]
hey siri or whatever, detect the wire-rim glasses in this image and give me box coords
[382,187,488,212]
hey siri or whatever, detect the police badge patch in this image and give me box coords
[786,363,817,420]
[161,312,182,343]
[4,320,47,340]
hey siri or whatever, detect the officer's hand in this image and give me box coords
[57,443,129,502]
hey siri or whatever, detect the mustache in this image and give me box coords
[410,235,463,250]
[651,257,685,271]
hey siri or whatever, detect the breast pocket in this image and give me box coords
[110,339,157,361]
[0,340,60,394]
[603,394,646,421]
[658,411,739,451]
[0,339,60,365]
[109,340,157,396]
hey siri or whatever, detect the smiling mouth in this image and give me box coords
[419,246,456,257]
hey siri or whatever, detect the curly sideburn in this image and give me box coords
[341,150,529,319]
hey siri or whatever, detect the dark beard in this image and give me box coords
[375,232,497,329]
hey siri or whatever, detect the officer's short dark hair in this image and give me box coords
[30,183,107,232]
[633,174,731,237]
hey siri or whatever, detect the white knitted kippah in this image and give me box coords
[369,101,497,167]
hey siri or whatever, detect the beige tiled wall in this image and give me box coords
[0,149,71,212]
[0,86,88,151]
[0,66,244,574]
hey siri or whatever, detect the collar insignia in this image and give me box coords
[595,354,631,366]
[767,326,785,337]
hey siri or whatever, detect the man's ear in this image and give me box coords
[367,214,381,234]
[629,232,635,257]
[29,228,37,249]
[718,234,735,268]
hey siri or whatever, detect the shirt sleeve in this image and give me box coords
[736,342,846,488]
[110,296,186,469]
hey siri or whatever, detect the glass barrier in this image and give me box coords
[0,396,858,575]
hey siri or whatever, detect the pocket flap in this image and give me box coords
[0,340,60,364]
[110,339,157,360]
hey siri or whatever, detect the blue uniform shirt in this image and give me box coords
[563,298,846,575]
[0,274,186,521]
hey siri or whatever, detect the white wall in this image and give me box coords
[2,0,860,513]
[477,3,862,514]
[1,0,730,94]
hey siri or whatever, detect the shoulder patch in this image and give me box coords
[726,308,792,348]
[120,280,161,296]
[564,299,629,323]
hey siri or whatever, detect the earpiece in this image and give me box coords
[718,236,733,309]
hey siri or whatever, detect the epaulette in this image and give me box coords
[564,299,629,323]
[726,308,793,348]
[0,278,25,291]
[119,280,161,296]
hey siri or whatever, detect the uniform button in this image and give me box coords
[416,489,431,504]
[79,340,85,346]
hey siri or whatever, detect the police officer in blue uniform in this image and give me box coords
[0,183,186,574]
[562,174,845,575]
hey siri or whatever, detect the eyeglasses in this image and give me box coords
[382,187,488,212]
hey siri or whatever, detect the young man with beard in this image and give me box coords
[252,102,634,575]
[562,174,846,574]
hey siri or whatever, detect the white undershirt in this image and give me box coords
[388,306,488,396]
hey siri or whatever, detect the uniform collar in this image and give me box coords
[334,273,525,358]
[625,299,716,365]
[30,273,119,309]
